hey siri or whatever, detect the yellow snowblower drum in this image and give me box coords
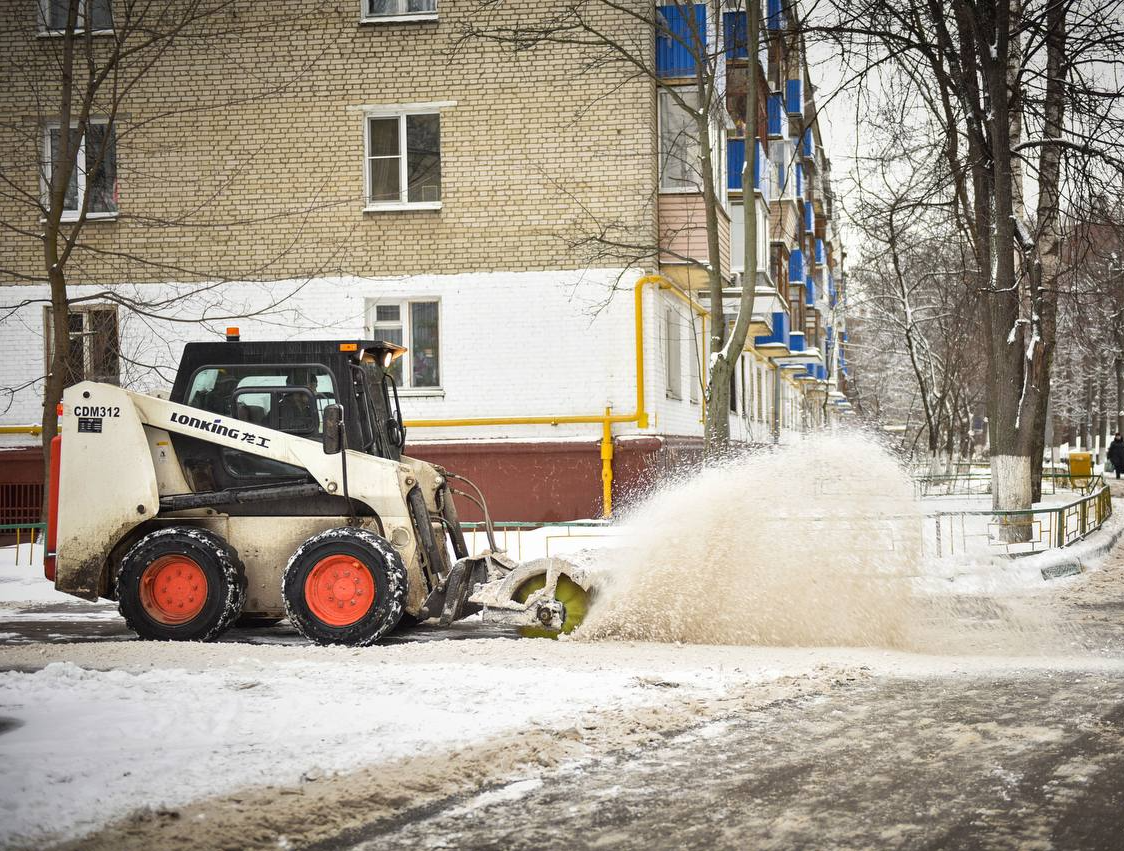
[512,574,590,639]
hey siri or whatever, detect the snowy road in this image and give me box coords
[345,673,1124,851]
[4,504,1124,850]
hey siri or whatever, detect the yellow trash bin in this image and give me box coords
[1069,451,1093,493]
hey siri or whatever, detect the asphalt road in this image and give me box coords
[335,672,1124,851]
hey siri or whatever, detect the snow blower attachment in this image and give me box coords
[48,338,592,646]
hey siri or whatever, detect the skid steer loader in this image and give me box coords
[44,336,592,646]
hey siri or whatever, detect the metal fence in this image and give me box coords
[916,470,1100,499]
[921,475,1112,559]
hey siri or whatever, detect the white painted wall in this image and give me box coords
[0,270,721,446]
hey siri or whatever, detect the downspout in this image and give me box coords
[403,274,708,518]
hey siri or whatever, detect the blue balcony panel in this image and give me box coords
[815,238,826,265]
[723,11,747,60]
[767,94,784,137]
[785,78,803,115]
[727,137,745,190]
[788,248,804,282]
[789,330,806,353]
[657,4,708,78]
[803,128,814,158]
[767,0,783,30]
[804,201,814,232]
[805,276,815,306]
[755,310,791,349]
[795,163,804,198]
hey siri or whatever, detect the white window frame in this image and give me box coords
[360,0,438,24]
[42,119,118,222]
[37,0,114,36]
[665,306,683,400]
[363,106,444,211]
[364,298,443,395]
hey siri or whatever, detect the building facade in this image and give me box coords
[0,0,852,521]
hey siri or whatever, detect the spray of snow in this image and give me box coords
[579,432,1065,653]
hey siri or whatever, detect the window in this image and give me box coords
[366,300,441,389]
[365,112,441,208]
[658,89,726,200]
[659,90,701,192]
[665,308,682,399]
[45,305,118,387]
[44,122,117,219]
[688,322,700,404]
[40,0,113,33]
[186,365,337,436]
[362,0,437,21]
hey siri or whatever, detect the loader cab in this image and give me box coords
[167,340,407,497]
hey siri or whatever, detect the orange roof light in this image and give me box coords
[225,327,240,342]
[339,343,358,352]
[56,403,64,416]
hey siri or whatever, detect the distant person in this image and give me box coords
[1109,433,1124,480]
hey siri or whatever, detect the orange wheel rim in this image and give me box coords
[139,555,208,625]
[304,555,375,627]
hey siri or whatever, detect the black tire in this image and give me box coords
[282,527,407,646]
[234,615,283,629]
[117,526,246,642]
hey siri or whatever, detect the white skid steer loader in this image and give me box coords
[44,336,592,646]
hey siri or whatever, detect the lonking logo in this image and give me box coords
[169,412,270,448]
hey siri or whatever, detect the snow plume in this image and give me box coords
[578,432,1066,654]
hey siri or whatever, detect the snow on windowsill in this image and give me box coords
[359,13,438,25]
[363,202,441,213]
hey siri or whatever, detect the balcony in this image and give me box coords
[785,79,803,115]
[802,128,814,159]
[657,4,707,79]
[658,193,731,288]
[723,11,747,60]
[754,310,791,353]
[767,0,784,31]
[767,93,785,138]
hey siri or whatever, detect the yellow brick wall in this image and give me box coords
[0,1,659,286]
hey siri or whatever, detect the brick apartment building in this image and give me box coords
[0,0,852,522]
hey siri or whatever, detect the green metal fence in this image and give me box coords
[921,477,1113,558]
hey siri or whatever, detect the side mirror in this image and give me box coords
[322,404,343,455]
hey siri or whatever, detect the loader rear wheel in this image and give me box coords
[282,527,407,646]
[117,527,246,642]
[513,574,590,639]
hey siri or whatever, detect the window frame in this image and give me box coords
[38,0,114,36]
[359,0,438,25]
[43,303,120,386]
[365,298,443,395]
[42,119,118,222]
[664,306,683,400]
[363,108,442,211]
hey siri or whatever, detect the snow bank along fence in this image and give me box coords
[917,472,1112,558]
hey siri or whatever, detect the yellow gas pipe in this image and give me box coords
[404,275,708,518]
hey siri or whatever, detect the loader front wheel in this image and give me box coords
[513,574,590,639]
[117,527,246,642]
[283,527,407,646]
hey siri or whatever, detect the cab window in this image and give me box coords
[186,364,337,435]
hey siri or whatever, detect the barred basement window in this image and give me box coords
[362,0,437,23]
[44,305,119,388]
[40,0,113,33]
[44,121,117,220]
[365,113,441,209]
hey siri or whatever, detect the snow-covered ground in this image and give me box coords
[4,497,1124,849]
[0,544,762,848]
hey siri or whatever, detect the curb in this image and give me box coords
[1040,521,1124,581]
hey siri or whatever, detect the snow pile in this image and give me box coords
[0,543,73,605]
